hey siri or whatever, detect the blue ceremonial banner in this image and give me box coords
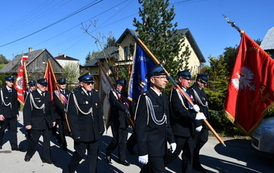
[128,43,156,100]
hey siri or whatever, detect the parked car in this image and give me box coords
[251,113,274,158]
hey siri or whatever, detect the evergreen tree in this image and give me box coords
[133,0,190,79]
[85,51,100,64]
[0,54,9,64]
[85,52,91,64]
[104,36,116,49]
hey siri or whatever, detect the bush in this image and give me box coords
[209,109,245,137]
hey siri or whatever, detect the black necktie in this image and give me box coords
[61,89,65,94]
[87,91,91,96]
[41,91,45,97]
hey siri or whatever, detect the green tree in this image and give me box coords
[61,63,79,84]
[85,51,100,64]
[223,39,262,76]
[85,52,91,64]
[104,36,116,49]
[133,0,190,80]
[205,55,244,136]
[0,54,9,64]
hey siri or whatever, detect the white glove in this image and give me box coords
[195,125,203,132]
[195,112,206,120]
[138,154,148,164]
[170,143,177,153]
[193,104,200,112]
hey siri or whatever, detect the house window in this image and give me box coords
[124,46,129,60]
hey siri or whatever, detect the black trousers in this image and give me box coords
[106,125,128,161]
[68,140,99,173]
[0,117,18,149]
[127,129,136,151]
[52,118,67,147]
[193,129,208,167]
[140,156,166,173]
[164,135,194,173]
[26,128,51,161]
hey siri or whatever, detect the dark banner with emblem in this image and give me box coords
[128,43,155,101]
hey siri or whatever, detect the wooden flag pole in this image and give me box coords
[135,37,226,147]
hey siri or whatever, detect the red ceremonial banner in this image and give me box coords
[224,32,274,135]
[44,59,57,101]
[14,56,28,104]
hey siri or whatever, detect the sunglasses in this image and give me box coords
[84,82,94,85]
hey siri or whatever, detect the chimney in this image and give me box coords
[28,47,33,52]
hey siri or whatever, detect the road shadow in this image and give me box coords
[210,138,274,173]
[43,134,141,173]
[166,138,274,173]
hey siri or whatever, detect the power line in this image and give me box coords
[31,0,132,50]
[0,1,70,37]
[0,0,103,48]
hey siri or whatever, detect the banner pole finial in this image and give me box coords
[222,14,244,33]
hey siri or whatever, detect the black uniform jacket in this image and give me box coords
[23,90,55,130]
[108,89,129,129]
[67,88,104,142]
[188,82,210,128]
[0,87,19,118]
[53,89,71,119]
[134,88,175,157]
[169,87,196,137]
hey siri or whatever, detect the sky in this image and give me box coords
[1,0,274,66]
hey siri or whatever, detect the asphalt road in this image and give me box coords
[0,112,273,173]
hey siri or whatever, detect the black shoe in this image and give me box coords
[42,159,54,164]
[117,160,130,166]
[11,147,20,151]
[24,155,31,162]
[193,164,207,172]
[106,154,112,164]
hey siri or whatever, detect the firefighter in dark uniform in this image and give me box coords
[53,78,71,150]
[0,76,19,150]
[187,74,210,172]
[163,70,206,173]
[105,79,130,166]
[24,80,36,98]
[24,80,36,139]
[67,72,105,173]
[23,78,56,164]
[134,65,176,173]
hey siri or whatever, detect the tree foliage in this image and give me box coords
[85,51,100,64]
[61,63,79,84]
[133,0,190,80]
[104,36,116,49]
[0,54,9,64]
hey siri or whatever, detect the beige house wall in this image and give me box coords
[117,34,135,61]
[180,38,201,75]
[117,34,201,77]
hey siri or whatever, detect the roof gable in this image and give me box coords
[54,54,79,61]
[116,28,205,63]
[84,46,119,67]
[0,49,63,74]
